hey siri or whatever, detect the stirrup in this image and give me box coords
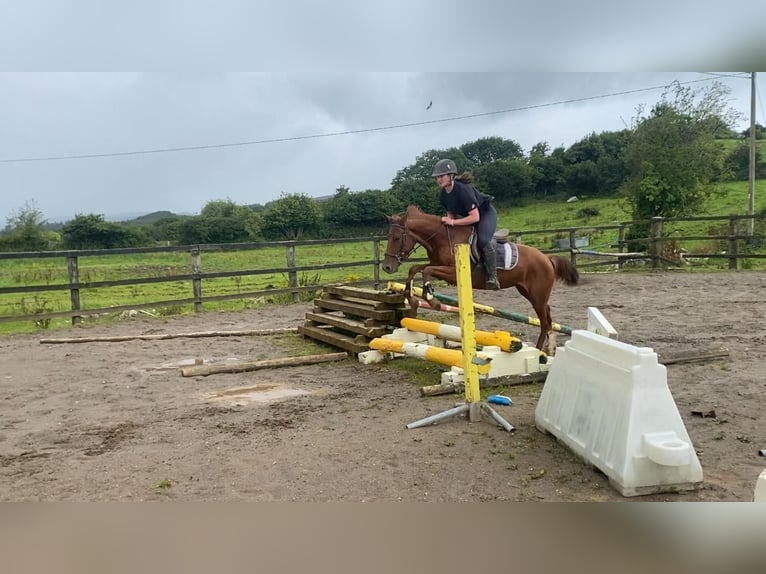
[486,278,500,291]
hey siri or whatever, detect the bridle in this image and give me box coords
[385,219,444,263]
[384,222,418,263]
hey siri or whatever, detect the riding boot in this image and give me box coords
[482,243,500,290]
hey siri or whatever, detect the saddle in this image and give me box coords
[468,228,518,270]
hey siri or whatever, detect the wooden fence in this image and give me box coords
[1,214,764,327]
[515,213,766,271]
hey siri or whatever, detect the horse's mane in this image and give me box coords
[405,204,438,221]
[402,204,472,244]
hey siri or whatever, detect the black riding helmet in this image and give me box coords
[432,159,457,177]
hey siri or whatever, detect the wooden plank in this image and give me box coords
[657,348,729,365]
[304,312,388,337]
[181,352,348,377]
[322,284,406,304]
[39,328,297,344]
[321,293,394,310]
[297,325,371,355]
[311,308,391,328]
[313,298,398,321]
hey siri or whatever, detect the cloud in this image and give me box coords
[0,71,758,222]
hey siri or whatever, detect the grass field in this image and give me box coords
[1,179,764,335]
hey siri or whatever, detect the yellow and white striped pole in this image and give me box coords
[368,338,491,375]
[400,317,522,353]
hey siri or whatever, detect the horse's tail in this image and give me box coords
[549,255,580,286]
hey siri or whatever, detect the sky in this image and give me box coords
[0,1,764,224]
[1,72,761,224]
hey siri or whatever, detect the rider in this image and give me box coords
[432,158,499,290]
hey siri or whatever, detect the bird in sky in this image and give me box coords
[426,101,432,110]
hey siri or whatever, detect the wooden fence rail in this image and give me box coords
[0,214,764,327]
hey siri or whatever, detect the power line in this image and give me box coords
[0,76,721,164]
[698,72,750,79]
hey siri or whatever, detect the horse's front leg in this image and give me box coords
[420,266,458,310]
[404,264,428,312]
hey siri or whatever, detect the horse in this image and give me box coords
[382,205,580,351]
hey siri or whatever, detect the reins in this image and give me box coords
[385,217,445,263]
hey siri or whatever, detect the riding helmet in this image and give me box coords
[432,159,458,177]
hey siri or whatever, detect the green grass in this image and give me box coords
[0,242,387,335]
[1,179,764,335]
[718,137,766,155]
[497,178,766,254]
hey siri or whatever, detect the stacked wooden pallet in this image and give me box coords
[298,284,415,355]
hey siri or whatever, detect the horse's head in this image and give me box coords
[382,211,417,274]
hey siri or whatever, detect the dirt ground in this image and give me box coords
[1,270,764,501]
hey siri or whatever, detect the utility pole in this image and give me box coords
[747,72,756,239]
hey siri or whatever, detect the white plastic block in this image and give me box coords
[534,329,703,497]
[755,469,766,502]
[439,343,548,385]
[587,307,618,339]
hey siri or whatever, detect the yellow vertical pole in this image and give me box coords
[454,244,481,404]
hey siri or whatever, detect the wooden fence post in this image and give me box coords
[568,229,577,266]
[286,244,298,302]
[650,217,664,269]
[191,248,202,313]
[617,225,626,271]
[66,255,82,325]
[373,239,381,290]
[728,216,739,270]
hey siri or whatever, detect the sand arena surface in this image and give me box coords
[0,270,764,501]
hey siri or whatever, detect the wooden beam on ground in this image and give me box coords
[180,352,348,377]
[658,348,730,366]
[39,328,297,344]
[421,371,549,396]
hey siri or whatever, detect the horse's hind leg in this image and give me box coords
[516,285,552,351]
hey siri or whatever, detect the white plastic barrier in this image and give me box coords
[587,306,618,339]
[534,329,703,497]
[755,469,766,502]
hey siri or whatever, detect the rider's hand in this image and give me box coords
[441,217,453,226]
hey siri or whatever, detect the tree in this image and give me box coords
[724,143,766,181]
[321,188,397,231]
[198,198,261,240]
[61,214,151,249]
[740,123,765,140]
[0,200,55,251]
[260,193,322,240]
[389,179,442,214]
[459,136,523,166]
[390,147,470,186]
[563,130,630,197]
[474,159,537,204]
[528,143,567,198]
[621,82,741,233]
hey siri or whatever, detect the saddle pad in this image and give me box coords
[497,242,518,270]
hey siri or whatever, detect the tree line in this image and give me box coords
[2,82,764,252]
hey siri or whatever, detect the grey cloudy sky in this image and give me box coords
[1,2,764,223]
[2,72,760,223]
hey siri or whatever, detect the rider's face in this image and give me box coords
[435,174,451,187]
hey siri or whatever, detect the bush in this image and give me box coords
[576,207,600,219]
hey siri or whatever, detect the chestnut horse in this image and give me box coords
[382,205,579,350]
